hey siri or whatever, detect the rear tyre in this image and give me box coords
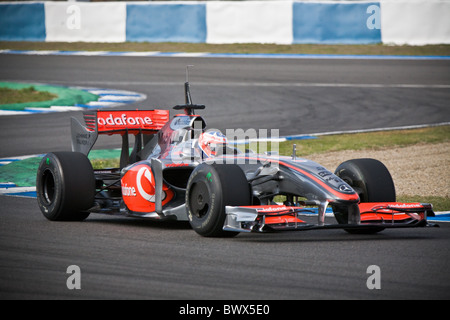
[186,163,251,237]
[333,158,396,234]
[36,152,95,221]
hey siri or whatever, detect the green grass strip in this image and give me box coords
[397,195,450,214]
[0,86,57,104]
[0,82,98,111]
[0,150,122,188]
[279,125,450,156]
[1,41,449,56]
[0,157,41,187]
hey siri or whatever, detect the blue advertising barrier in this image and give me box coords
[126,3,207,43]
[0,3,46,41]
[293,2,381,44]
[0,1,447,45]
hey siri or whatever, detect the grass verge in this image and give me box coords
[0,86,57,105]
[278,125,450,156]
[397,195,449,213]
[0,82,99,111]
[1,41,449,56]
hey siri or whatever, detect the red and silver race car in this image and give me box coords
[36,79,436,237]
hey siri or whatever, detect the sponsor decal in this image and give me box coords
[121,183,136,197]
[136,166,157,202]
[253,206,292,213]
[121,164,173,213]
[387,203,424,209]
[338,184,353,192]
[97,113,152,127]
[95,110,170,132]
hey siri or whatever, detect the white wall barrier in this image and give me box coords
[0,1,449,45]
[381,0,450,45]
[206,1,293,44]
[45,2,126,43]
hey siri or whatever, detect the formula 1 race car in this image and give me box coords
[36,78,436,237]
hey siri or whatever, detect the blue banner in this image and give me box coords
[126,4,207,43]
[0,3,46,41]
[293,2,381,44]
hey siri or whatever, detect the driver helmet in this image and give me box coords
[198,130,228,158]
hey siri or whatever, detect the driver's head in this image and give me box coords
[198,130,228,158]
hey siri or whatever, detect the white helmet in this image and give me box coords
[198,130,228,158]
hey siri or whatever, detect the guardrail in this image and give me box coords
[0,1,449,45]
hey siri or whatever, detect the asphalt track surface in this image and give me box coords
[1,54,450,300]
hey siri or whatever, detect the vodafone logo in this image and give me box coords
[97,113,153,127]
[136,167,166,203]
[121,183,136,197]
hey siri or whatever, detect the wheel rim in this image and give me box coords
[41,169,56,205]
[189,181,210,218]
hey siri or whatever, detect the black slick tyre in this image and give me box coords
[36,152,95,221]
[186,163,251,237]
[333,158,396,234]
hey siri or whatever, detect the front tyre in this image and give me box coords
[186,163,251,237]
[36,152,95,221]
[333,158,396,234]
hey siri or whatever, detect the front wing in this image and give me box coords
[224,202,436,233]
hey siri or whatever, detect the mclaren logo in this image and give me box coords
[136,167,156,202]
[339,184,353,192]
[136,167,166,202]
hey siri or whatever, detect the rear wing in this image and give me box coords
[71,109,170,167]
[84,110,169,135]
